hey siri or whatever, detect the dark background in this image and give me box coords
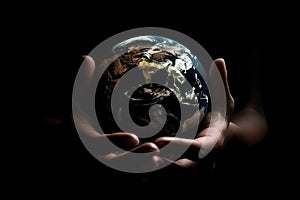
[41,26,274,193]
[14,3,296,198]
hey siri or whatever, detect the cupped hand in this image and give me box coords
[73,56,169,170]
[154,58,235,168]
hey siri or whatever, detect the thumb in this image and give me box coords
[82,55,95,81]
[210,58,234,119]
[214,58,234,118]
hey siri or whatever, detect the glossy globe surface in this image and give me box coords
[96,35,210,142]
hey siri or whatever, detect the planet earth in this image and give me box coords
[96,35,210,142]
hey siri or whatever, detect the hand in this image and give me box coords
[154,58,268,168]
[73,56,169,170]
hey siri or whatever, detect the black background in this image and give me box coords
[13,2,297,198]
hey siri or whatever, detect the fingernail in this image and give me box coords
[219,58,225,64]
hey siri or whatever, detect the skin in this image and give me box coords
[73,55,268,170]
[155,58,268,168]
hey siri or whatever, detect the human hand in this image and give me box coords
[73,56,169,170]
[154,58,235,168]
[74,56,268,171]
[154,58,268,169]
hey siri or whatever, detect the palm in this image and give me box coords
[154,58,234,168]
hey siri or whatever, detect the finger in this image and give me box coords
[82,55,95,81]
[174,158,199,169]
[107,142,159,159]
[102,152,168,172]
[79,127,140,155]
[73,56,96,116]
[155,136,202,160]
[105,132,140,150]
[155,137,198,149]
[130,142,159,153]
[213,58,234,117]
[213,58,227,86]
[155,135,217,153]
[155,127,223,160]
[91,132,140,153]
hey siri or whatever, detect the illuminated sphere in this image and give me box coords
[96,35,210,142]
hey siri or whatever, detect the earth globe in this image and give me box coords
[96,35,210,143]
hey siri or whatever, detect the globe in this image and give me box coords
[96,35,210,143]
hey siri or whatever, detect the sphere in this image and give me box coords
[96,35,210,142]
